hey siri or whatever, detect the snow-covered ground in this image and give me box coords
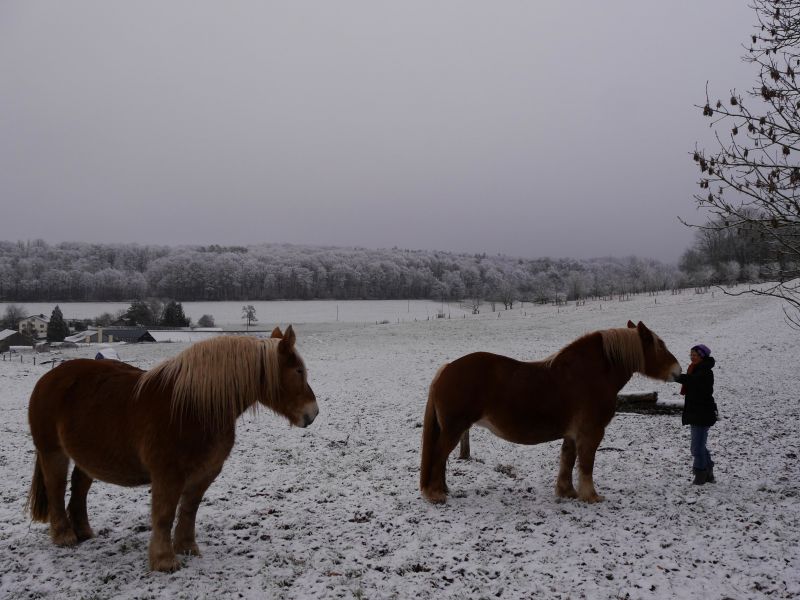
[0,299,469,326]
[1,290,798,599]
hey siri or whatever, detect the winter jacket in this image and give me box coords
[676,356,718,427]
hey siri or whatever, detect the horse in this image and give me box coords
[419,320,680,504]
[27,325,318,572]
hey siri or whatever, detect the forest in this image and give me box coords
[0,233,774,305]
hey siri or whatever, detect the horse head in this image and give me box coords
[268,325,319,428]
[627,320,681,382]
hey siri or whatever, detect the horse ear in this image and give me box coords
[636,321,653,342]
[627,320,636,328]
[270,327,283,339]
[279,325,296,353]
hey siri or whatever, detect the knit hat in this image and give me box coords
[691,344,711,358]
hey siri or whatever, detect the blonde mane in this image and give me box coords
[599,328,644,373]
[135,336,282,429]
[542,327,644,374]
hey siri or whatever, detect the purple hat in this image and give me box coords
[691,344,711,358]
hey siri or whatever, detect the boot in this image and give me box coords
[706,464,715,484]
[692,469,708,485]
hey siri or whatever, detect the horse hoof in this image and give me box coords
[74,528,95,543]
[421,489,448,504]
[580,493,605,504]
[52,529,78,547]
[150,555,181,572]
[556,486,578,499]
[175,541,201,556]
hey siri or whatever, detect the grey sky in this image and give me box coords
[0,1,754,263]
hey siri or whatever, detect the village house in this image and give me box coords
[18,314,49,339]
[0,329,34,352]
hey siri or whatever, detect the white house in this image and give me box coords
[18,314,49,338]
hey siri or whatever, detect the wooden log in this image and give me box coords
[616,391,658,408]
[616,391,682,415]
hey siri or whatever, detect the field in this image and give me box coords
[1,290,798,599]
[0,300,471,326]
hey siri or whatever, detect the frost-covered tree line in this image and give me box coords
[0,239,759,304]
[678,213,788,287]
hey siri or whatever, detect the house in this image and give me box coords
[0,329,34,353]
[18,314,49,338]
[148,330,223,343]
[63,327,153,344]
[65,330,96,344]
[95,327,155,343]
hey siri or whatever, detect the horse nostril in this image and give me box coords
[303,413,313,427]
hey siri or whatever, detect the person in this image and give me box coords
[674,344,718,485]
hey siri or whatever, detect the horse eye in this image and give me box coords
[296,368,304,375]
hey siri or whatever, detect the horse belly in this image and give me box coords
[58,414,151,487]
[475,417,561,445]
[63,437,151,486]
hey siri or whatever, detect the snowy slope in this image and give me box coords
[1,289,798,599]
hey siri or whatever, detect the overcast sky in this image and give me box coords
[0,1,755,263]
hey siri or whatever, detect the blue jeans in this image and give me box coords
[690,425,713,470]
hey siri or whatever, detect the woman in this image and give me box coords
[674,344,718,485]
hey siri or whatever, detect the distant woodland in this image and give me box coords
[0,236,773,304]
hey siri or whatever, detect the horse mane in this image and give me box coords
[134,336,282,428]
[543,328,644,373]
[599,327,644,373]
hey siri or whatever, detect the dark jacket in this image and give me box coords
[676,357,717,427]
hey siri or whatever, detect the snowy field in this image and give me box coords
[1,290,798,599]
[0,300,470,326]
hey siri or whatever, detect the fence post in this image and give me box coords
[459,430,471,460]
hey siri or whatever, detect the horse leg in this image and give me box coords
[421,425,464,504]
[148,476,184,572]
[576,429,605,503]
[67,466,94,542]
[173,467,222,556]
[555,438,578,499]
[38,451,76,546]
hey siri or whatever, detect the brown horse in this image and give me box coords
[420,321,680,504]
[27,326,317,572]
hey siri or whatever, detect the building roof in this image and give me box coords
[0,329,18,341]
[101,327,154,343]
[65,331,95,343]
[23,314,49,323]
[148,330,223,343]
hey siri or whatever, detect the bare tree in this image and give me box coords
[242,305,257,330]
[2,304,26,330]
[691,0,800,325]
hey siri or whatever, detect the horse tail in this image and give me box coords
[420,364,447,492]
[27,452,49,522]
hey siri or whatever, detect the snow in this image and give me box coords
[64,331,94,344]
[95,348,120,361]
[147,331,225,343]
[1,289,798,599]
[0,300,469,326]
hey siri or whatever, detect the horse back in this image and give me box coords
[29,359,144,427]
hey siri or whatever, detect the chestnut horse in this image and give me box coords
[420,321,680,504]
[27,326,317,572]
